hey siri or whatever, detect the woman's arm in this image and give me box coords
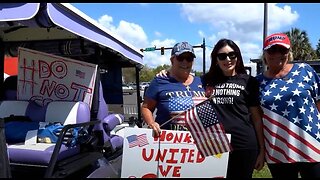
[141,97,161,137]
[249,106,265,171]
[316,101,320,112]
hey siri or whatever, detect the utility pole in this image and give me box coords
[263,3,268,72]
[202,38,206,75]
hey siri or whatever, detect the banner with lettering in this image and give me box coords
[17,47,97,108]
[121,127,230,178]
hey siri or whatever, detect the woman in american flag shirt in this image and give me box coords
[256,33,320,178]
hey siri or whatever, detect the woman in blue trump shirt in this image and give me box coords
[141,41,206,136]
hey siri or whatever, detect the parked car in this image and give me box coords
[128,83,138,90]
[122,84,134,95]
[139,82,150,90]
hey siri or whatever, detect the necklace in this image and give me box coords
[186,85,191,91]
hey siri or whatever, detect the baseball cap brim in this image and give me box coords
[174,50,196,58]
[263,43,290,51]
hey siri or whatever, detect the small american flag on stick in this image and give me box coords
[185,99,232,156]
[160,96,232,157]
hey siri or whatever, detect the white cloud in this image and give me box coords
[154,31,162,37]
[96,3,299,71]
[179,3,299,65]
[117,20,148,48]
[180,3,298,40]
[138,3,149,7]
[98,14,148,49]
[198,30,205,39]
[98,14,115,31]
[143,39,176,67]
[267,3,299,31]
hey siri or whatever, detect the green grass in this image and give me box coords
[252,164,272,178]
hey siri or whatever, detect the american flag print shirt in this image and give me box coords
[145,75,207,130]
[256,63,320,163]
[168,95,207,131]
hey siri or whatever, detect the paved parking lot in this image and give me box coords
[123,90,144,103]
[121,91,143,118]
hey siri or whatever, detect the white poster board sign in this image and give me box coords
[17,47,97,108]
[121,127,230,178]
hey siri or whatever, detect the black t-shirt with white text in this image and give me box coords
[205,74,260,150]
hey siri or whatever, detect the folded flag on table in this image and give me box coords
[184,99,232,157]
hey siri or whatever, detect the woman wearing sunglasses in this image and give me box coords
[203,39,265,178]
[141,41,207,137]
[256,33,320,178]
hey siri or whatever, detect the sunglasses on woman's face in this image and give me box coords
[266,45,289,55]
[176,55,194,62]
[217,51,237,61]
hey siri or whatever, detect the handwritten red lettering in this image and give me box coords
[153,130,194,144]
[71,82,92,101]
[51,61,67,79]
[180,148,188,163]
[158,165,181,177]
[54,83,69,99]
[141,148,153,161]
[187,149,195,163]
[158,165,172,177]
[166,148,179,163]
[40,80,56,97]
[142,147,205,164]
[38,60,51,78]
[38,60,67,79]
[196,151,205,163]
[39,80,69,99]
[155,149,167,162]
[172,166,181,177]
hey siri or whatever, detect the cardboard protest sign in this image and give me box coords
[17,47,97,108]
[121,127,230,178]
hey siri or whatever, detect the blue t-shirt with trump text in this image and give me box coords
[145,75,207,130]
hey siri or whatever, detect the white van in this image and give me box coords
[244,63,257,77]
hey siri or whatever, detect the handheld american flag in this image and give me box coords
[184,99,232,157]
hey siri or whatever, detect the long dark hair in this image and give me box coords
[203,38,246,86]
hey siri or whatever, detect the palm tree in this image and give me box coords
[316,39,320,59]
[285,28,316,61]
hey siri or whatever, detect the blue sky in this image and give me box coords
[71,3,320,72]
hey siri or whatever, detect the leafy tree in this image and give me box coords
[152,64,170,75]
[122,67,136,83]
[137,64,169,82]
[139,64,153,82]
[285,28,316,61]
[122,63,205,84]
[193,71,203,76]
[316,39,320,59]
